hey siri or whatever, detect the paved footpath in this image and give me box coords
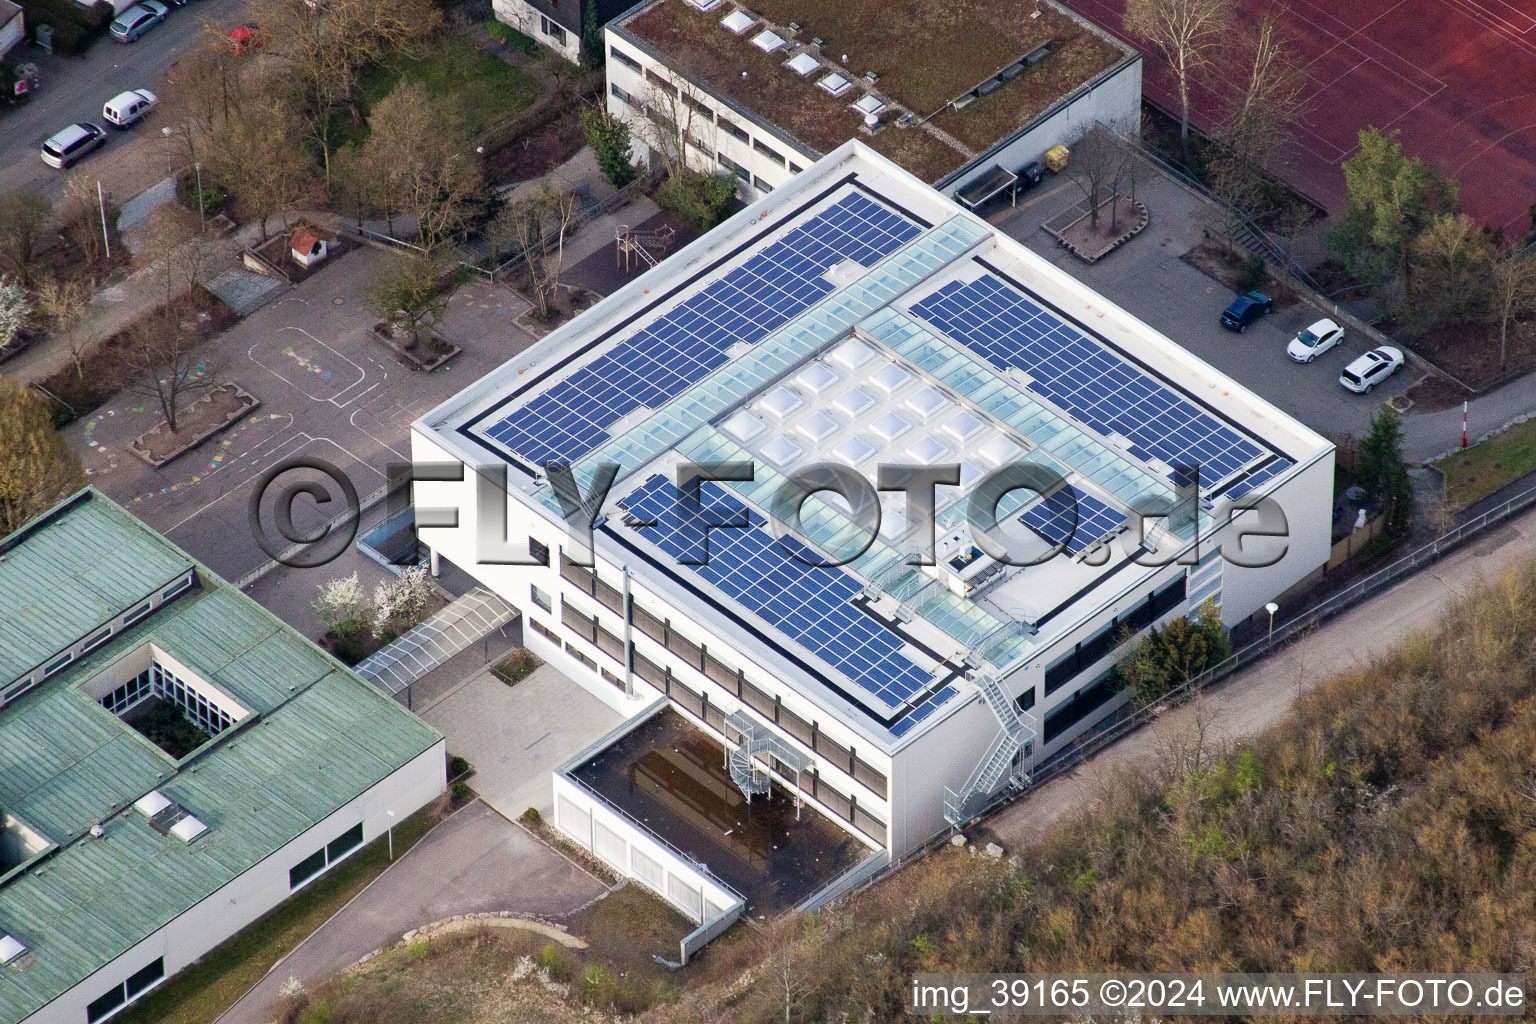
[988,505,1536,849]
[216,801,605,1024]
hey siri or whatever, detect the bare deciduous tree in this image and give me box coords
[1490,247,1536,368]
[33,277,94,378]
[125,209,218,433]
[0,189,52,286]
[494,187,581,320]
[251,0,440,182]
[206,100,316,240]
[1063,123,1133,231]
[1124,0,1234,158]
[632,75,717,182]
[1220,15,1307,165]
[363,81,484,251]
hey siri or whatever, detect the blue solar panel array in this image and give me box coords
[1020,486,1124,555]
[624,476,936,717]
[889,684,958,737]
[1225,458,1292,500]
[481,193,921,467]
[910,276,1266,484]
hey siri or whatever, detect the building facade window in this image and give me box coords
[717,117,748,143]
[611,82,636,107]
[610,45,641,72]
[718,153,749,181]
[531,585,553,613]
[290,821,366,890]
[87,957,165,1023]
[752,138,786,165]
[529,537,550,566]
[752,174,774,192]
[540,14,565,44]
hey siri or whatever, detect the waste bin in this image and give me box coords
[35,25,53,54]
[1044,145,1070,173]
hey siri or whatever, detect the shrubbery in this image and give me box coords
[655,172,735,230]
[1111,598,1231,706]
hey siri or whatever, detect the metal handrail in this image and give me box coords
[820,478,1536,908]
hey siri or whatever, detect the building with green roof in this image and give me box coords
[0,490,446,1024]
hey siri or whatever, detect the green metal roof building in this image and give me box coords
[0,490,445,1024]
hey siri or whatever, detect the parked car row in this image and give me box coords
[1220,292,1404,393]
[39,88,158,169]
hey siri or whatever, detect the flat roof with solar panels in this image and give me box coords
[418,140,1331,753]
[0,490,443,1024]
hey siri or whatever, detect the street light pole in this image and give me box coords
[386,809,396,861]
[1265,601,1279,643]
[194,162,205,234]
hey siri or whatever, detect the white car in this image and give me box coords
[1339,346,1404,393]
[1286,318,1344,363]
[103,89,158,128]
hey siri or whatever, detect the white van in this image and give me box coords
[103,89,158,128]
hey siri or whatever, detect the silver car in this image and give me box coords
[110,1,169,43]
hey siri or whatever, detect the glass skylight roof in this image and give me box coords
[833,386,874,416]
[786,51,820,75]
[720,9,754,33]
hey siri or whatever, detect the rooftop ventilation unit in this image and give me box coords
[0,934,25,966]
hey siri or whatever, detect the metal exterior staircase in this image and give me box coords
[944,672,1037,825]
[723,710,812,803]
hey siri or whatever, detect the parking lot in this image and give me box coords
[993,164,1411,446]
[70,246,533,581]
[0,0,247,202]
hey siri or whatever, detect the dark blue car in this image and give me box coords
[1220,291,1273,332]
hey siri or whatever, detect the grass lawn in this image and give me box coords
[115,807,440,1024]
[350,33,541,142]
[1436,416,1536,511]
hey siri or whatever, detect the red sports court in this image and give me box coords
[1064,0,1536,233]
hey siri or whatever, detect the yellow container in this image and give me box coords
[1044,145,1070,173]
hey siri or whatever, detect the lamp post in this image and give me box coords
[386,809,396,861]
[194,161,205,234]
[1265,602,1279,643]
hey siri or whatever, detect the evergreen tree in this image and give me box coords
[582,106,638,189]
[1357,405,1413,537]
[580,0,603,69]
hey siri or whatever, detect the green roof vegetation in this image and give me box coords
[0,491,442,1024]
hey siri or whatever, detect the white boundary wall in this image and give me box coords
[551,772,742,928]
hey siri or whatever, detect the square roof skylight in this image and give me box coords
[852,94,887,117]
[797,411,840,443]
[795,362,840,393]
[722,408,766,441]
[870,362,912,394]
[759,386,802,418]
[829,337,876,371]
[906,436,950,464]
[134,791,173,817]
[942,410,985,441]
[785,51,820,76]
[871,411,912,441]
[834,436,877,465]
[752,29,785,52]
[958,459,987,491]
[684,0,721,10]
[978,434,1023,466]
[170,815,208,844]
[0,935,24,966]
[720,9,754,33]
[761,435,803,466]
[834,387,874,417]
[905,385,951,420]
[817,72,853,96]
